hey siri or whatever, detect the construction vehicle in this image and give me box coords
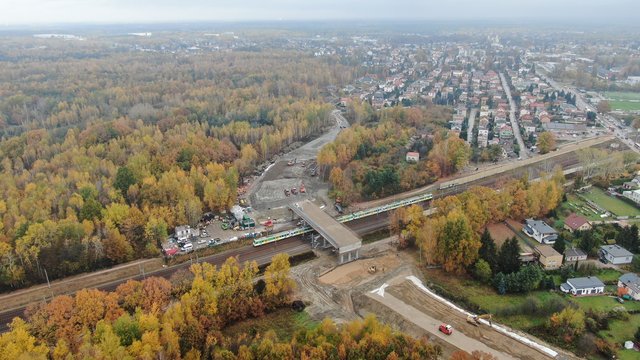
[240,215,255,229]
[438,324,453,335]
[300,183,306,193]
[291,187,298,195]
[284,189,290,196]
[466,314,492,326]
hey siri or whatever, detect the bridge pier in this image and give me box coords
[339,248,360,264]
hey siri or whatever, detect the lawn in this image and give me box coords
[619,349,640,360]
[610,101,640,112]
[605,92,640,101]
[599,313,640,346]
[582,187,640,217]
[561,187,640,220]
[422,268,565,329]
[597,269,624,283]
[605,92,640,112]
[561,194,606,222]
[572,295,640,312]
[222,308,318,341]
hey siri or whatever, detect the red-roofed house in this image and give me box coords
[406,152,420,162]
[564,213,591,233]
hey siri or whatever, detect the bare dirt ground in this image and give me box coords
[318,253,402,287]
[385,281,558,360]
[291,237,578,359]
[486,223,518,247]
[248,111,347,216]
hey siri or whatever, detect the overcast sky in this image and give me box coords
[0,0,637,25]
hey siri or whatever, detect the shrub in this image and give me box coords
[595,338,618,359]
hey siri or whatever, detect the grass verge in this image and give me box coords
[222,308,318,341]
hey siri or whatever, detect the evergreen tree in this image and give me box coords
[553,233,566,255]
[579,231,598,256]
[623,225,639,253]
[114,166,137,198]
[479,228,498,271]
[498,237,521,274]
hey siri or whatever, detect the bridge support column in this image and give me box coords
[339,249,360,264]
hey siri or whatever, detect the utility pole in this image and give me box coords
[44,268,53,299]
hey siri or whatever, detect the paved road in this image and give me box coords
[368,292,515,360]
[500,72,528,159]
[466,107,477,145]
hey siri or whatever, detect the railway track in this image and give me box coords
[0,137,620,333]
[0,237,310,332]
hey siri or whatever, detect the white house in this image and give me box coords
[564,247,588,263]
[600,245,634,265]
[618,273,640,301]
[175,225,194,242]
[560,277,605,296]
[523,219,558,244]
[406,152,420,162]
[623,189,640,205]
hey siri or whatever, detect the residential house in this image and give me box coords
[564,247,588,263]
[618,273,640,301]
[560,277,605,296]
[600,245,634,265]
[523,219,558,244]
[406,152,420,162]
[499,125,513,139]
[175,225,194,242]
[477,128,489,148]
[539,114,552,124]
[535,245,563,270]
[623,189,640,205]
[563,213,591,233]
[521,121,537,135]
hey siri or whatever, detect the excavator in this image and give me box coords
[466,314,492,326]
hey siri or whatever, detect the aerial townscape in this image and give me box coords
[3,1,640,359]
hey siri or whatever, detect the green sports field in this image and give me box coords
[605,91,640,111]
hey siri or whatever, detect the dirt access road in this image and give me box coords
[368,290,514,360]
[291,238,578,359]
[383,280,570,359]
[248,110,348,213]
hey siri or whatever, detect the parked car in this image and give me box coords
[438,324,453,335]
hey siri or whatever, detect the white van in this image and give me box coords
[181,243,193,253]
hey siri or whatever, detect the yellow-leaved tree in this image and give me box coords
[264,253,296,310]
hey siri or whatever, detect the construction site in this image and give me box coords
[290,238,579,360]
